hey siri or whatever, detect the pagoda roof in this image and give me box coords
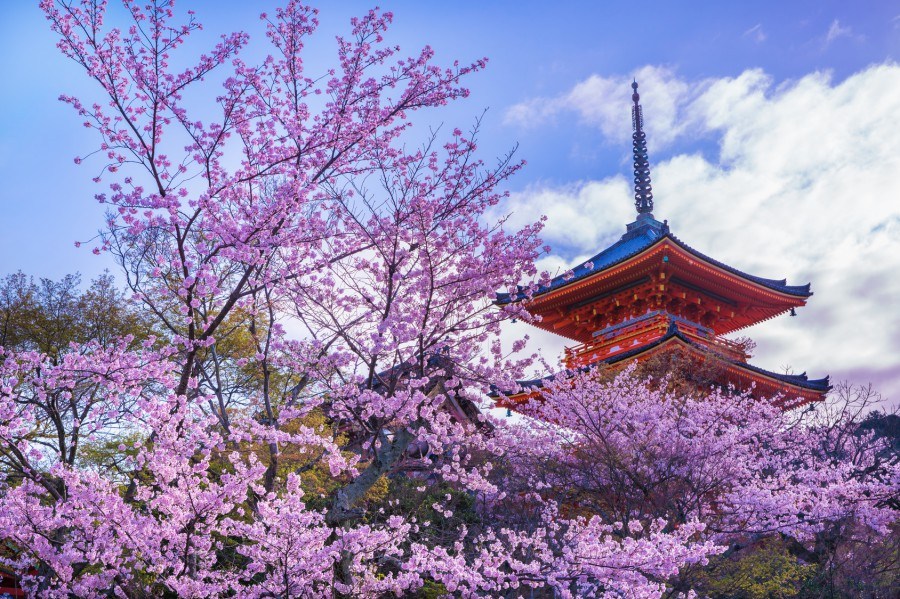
[603,321,830,393]
[500,320,830,399]
[492,80,826,410]
[497,217,812,305]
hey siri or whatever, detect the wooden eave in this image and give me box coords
[528,237,809,342]
[614,336,828,407]
[497,334,827,410]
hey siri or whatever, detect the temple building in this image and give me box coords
[497,82,829,407]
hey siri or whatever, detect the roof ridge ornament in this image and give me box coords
[631,80,654,216]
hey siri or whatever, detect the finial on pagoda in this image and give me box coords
[631,80,654,216]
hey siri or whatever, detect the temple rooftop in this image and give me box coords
[496,319,830,406]
[493,80,828,405]
[496,215,812,306]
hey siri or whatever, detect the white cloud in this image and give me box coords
[822,19,865,47]
[492,178,633,253]
[743,23,766,43]
[825,19,852,44]
[503,65,702,148]
[500,64,900,405]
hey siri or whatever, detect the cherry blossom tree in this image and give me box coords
[498,366,899,595]
[0,1,721,597]
[2,1,894,597]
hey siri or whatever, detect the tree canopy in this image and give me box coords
[0,2,896,597]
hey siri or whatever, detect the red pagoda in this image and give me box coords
[498,82,829,406]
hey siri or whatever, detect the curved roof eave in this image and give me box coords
[666,233,812,297]
[496,226,812,305]
[497,322,830,395]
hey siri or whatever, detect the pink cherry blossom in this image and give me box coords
[0,2,893,597]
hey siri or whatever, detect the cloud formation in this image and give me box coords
[825,19,853,44]
[743,24,767,43]
[503,65,701,148]
[499,64,900,405]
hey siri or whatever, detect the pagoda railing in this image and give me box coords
[564,312,747,369]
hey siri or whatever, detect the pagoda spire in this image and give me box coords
[631,80,654,215]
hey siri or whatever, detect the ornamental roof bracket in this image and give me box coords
[631,80,654,216]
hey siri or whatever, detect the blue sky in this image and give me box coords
[1,1,899,403]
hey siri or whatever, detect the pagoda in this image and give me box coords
[498,82,829,407]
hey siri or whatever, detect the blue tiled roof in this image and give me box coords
[603,321,830,391]
[496,216,812,304]
[668,234,812,296]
